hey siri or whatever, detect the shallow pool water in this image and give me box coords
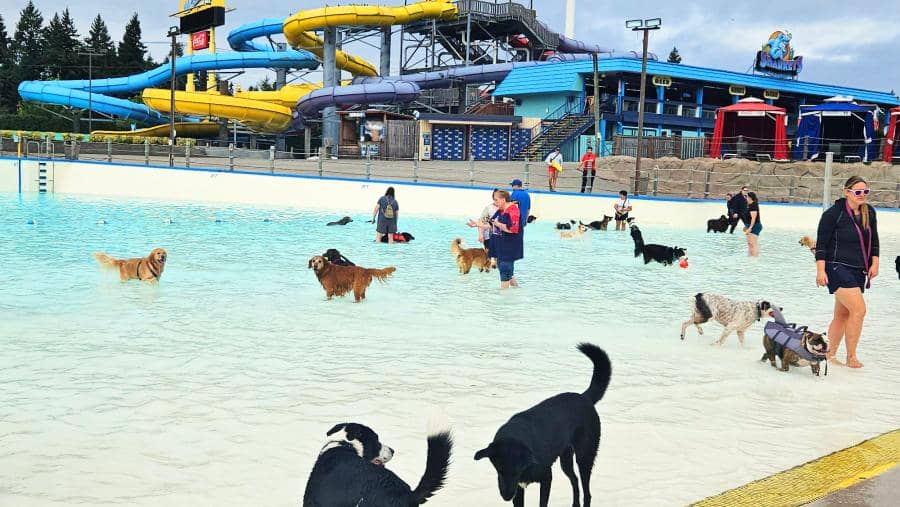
[1,192,898,506]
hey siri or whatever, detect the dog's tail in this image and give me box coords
[93,252,122,269]
[694,293,713,321]
[370,266,396,282]
[410,428,453,505]
[451,238,463,255]
[578,343,612,405]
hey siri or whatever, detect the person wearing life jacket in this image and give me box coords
[815,176,880,369]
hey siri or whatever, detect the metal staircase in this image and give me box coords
[513,102,594,161]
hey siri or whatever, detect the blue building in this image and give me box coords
[492,58,900,161]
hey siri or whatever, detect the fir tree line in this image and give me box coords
[0,1,157,113]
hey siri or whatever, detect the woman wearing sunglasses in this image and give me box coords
[815,176,880,368]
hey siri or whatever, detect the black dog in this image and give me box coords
[327,216,353,226]
[303,422,452,507]
[707,215,729,233]
[475,343,611,507]
[895,255,899,280]
[555,220,576,230]
[630,224,687,266]
[323,248,354,266]
[527,215,538,224]
[379,232,415,243]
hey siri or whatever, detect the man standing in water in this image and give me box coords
[510,179,531,229]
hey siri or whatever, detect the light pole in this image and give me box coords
[625,17,661,195]
[78,49,107,135]
[167,26,180,167]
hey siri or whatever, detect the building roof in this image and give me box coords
[493,58,900,106]
[719,99,786,114]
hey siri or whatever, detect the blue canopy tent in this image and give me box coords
[792,102,876,162]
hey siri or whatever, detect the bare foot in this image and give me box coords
[846,357,864,368]
[826,355,845,366]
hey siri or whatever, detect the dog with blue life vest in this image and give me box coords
[760,307,829,376]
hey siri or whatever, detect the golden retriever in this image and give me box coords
[799,235,816,254]
[94,248,167,283]
[450,238,491,274]
[559,224,588,239]
[308,255,395,302]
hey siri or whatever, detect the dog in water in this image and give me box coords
[379,232,415,243]
[303,422,452,507]
[527,215,538,224]
[761,329,828,375]
[326,216,353,226]
[707,215,729,233]
[560,223,589,239]
[322,248,354,266]
[451,238,491,274]
[94,248,167,283]
[799,235,817,255]
[475,343,611,507]
[630,224,687,266]
[555,220,576,230]
[581,215,613,231]
[308,255,395,302]
[680,293,778,346]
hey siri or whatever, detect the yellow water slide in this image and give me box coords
[141,89,295,132]
[91,122,220,138]
[282,0,458,77]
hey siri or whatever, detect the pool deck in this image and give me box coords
[693,429,900,506]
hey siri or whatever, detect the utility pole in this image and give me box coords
[78,50,107,135]
[626,18,662,195]
[168,26,180,167]
[592,52,600,152]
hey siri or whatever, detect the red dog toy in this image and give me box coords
[679,258,689,269]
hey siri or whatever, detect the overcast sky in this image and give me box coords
[2,0,897,95]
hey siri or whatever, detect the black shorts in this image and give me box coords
[826,263,867,294]
[615,213,629,221]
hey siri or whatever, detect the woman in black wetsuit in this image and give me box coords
[815,176,880,368]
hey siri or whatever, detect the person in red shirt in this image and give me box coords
[577,146,598,193]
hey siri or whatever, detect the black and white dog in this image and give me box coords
[303,422,452,507]
[474,343,611,507]
[680,293,779,346]
[707,215,729,233]
[630,224,687,266]
[555,220,576,230]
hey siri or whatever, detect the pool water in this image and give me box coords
[1,192,898,506]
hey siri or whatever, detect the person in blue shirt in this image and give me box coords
[509,179,531,228]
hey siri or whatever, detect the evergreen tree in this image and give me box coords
[256,76,275,91]
[84,14,116,78]
[0,14,14,111]
[43,9,81,80]
[117,13,148,74]
[12,1,46,82]
[667,46,682,64]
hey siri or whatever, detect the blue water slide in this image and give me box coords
[227,18,288,52]
[18,28,318,125]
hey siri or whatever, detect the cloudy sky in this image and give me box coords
[2,0,898,94]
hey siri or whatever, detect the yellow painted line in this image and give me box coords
[692,429,900,507]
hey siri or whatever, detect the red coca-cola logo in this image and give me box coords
[192,31,210,50]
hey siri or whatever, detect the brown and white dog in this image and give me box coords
[94,248,167,283]
[450,238,491,274]
[559,224,588,239]
[680,293,779,346]
[761,330,829,375]
[308,255,395,302]
[799,235,817,254]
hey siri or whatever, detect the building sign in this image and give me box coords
[755,31,803,77]
[728,85,747,96]
[179,0,226,35]
[651,75,672,87]
[763,89,780,100]
[191,31,210,50]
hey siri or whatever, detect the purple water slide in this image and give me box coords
[556,34,613,55]
[294,81,421,127]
